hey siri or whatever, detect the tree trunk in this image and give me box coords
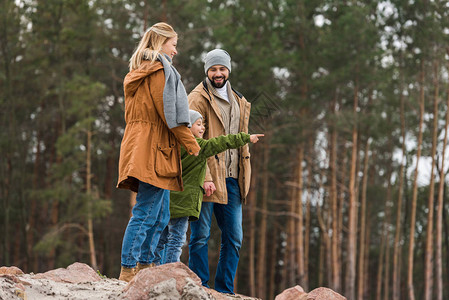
[363,220,371,300]
[287,171,296,287]
[296,145,305,287]
[338,144,348,285]
[407,61,425,300]
[393,63,407,300]
[329,93,341,292]
[319,234,325,287]
[444,204,449,293]
[304,147,313,291]
[86,129,98,270]
[27,128,42,272]
[377,162,393,300]
[316,169,331,287]
[247,145,259,297]
[357,139,370,300]
[435,51,449,300]
[268,228,278,300]
[345,76,359,300]
[384,235,392,300]
[424,60,439,300]
[101,139,116,274]
[256,138,270,299]
[1,2,14,265]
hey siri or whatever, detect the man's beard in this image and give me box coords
[210,76,228,88]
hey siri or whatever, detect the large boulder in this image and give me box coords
[123,262,204,299]
[275,285,346,300]
[33,262,101,283]
[0,266,27,299]
[0,266,24,276]
[307,287,346,300]
[205,287,261,300]
[275,285,308,300]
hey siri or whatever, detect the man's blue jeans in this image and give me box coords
[189,178,243,294]
[154,216,189,264]
[121,181,170,267]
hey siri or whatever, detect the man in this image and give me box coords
[188,49,252,294]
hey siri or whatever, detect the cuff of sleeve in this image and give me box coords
[188,144,201,155]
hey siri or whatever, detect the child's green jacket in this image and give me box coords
[170,132,250,221]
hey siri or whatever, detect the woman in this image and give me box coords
[117,22,200,282]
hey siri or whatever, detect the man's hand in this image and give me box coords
[250,134,264,143]
[203,181,216,197]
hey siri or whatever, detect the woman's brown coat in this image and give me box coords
[117,60,200,193]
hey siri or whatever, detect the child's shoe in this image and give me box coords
[118,266,135,282]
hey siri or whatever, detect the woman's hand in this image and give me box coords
[250,134,264,143]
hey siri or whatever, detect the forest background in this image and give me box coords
[2,1,449,300]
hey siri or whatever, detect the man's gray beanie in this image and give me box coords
[189,109,203,126]
[204,49,232,74]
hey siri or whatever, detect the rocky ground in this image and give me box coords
[0,262,346,300]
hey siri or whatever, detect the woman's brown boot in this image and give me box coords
[118,266,135,282]
[135,262,156,273]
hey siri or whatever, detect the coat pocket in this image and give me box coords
[155,144,179,177]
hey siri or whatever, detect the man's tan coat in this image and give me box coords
[188,81,251,204]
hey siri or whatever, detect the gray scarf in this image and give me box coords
[158,54,191,129]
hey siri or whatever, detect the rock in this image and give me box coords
[205,287,261,300]
[0,276,26,299]
[147,278,181,300]
[307,287,346,300]
[0,267,28,300]
[181,277,212,300]
[0,262,259,300]
[33,262,101,283]
[275,285,308,300]
[124,262,203,299]
[0,266,24,276]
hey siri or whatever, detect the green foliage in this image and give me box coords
[2,0,449,298]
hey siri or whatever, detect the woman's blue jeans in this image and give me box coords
[154,216,189,265]
[121,181,170,267]
[188,178,243,294]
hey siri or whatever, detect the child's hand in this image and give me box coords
[250,134,264,143]
[203,181,216,196]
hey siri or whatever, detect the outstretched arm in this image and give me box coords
[200,133,264,158]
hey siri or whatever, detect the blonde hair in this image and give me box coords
[129,22,177,71]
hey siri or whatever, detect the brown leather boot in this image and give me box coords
[118,266,135,282]
[135,262,156,273]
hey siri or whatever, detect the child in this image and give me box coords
[154,110,263,264]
